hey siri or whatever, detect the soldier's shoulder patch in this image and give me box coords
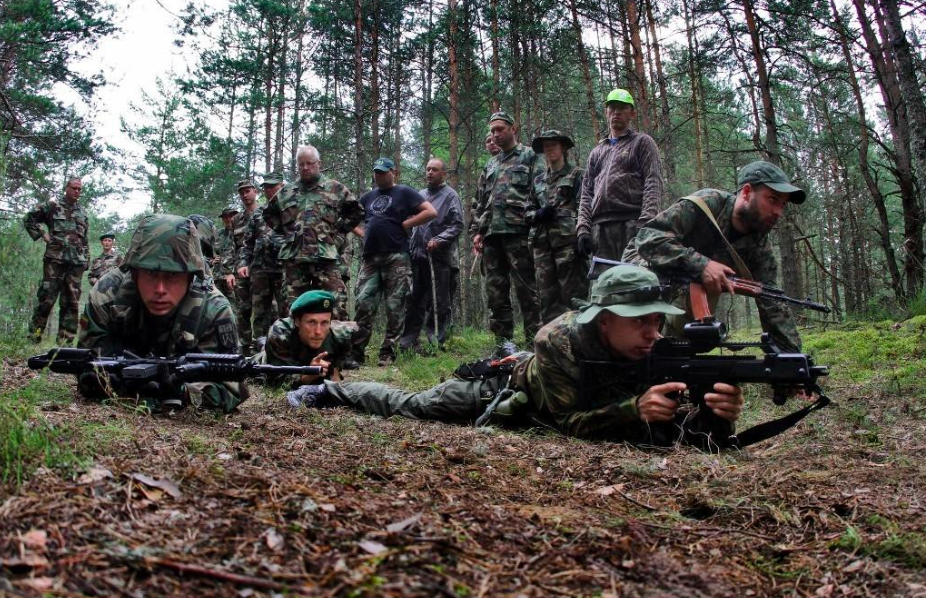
[217,321,237,350]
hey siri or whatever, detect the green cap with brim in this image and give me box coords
[531,129,575,154]
[737,161,806,204]
[488,111,515,125]
[99,233,116,241]
[372,157,395,172]
[237,179,257,191]
[220,206,239,218]
[574,264,684,325]
[261,172,285,186]
[605,88,635,106]
[290,290,336,317]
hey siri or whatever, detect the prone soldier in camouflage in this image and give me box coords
[24,177,90,343]
[77,214,244,412]
[262,145,364,320]
[527,130,588,323]
[232,179,260,353]
[623,160,806,353]
[238,172,287,349]
[88,233,123,287]
[471,112,543,351]
[287,264,743,450]
[214,206,239,307]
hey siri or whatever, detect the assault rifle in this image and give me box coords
[29,348,323,409]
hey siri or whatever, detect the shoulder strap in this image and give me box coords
[683,195,753,281]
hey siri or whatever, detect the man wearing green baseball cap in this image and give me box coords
[88,232,123,287]
[286,264,743,448]
[577,88,665,263]
[624,160,808,355]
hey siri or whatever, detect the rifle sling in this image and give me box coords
[729,395,831,448]
[684,195,754,281]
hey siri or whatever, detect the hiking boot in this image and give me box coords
[342,355,363,370]
[377,353,395,367]
[287,384,328,408]
[493,341,518,359]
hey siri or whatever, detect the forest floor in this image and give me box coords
[1,318,925,597]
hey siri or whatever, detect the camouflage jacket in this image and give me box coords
[88,250,123,286]
[231,209,259,271]
[23,198,90,266]
[263,175,364,264]
[624,188,801,352]
[472,144,544,237]
[469,157,496,237]
[238,205,284,274]
[77,268,244,412]
[527,162,584,247]
[215,227,237,277]
[262,317,356,387]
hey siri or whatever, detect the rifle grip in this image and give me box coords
[689,283,712,320]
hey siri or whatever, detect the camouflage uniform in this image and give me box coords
[258,317,355,387]
[214,224,238,307]
[88,249,123,287]
[528,161,588,323]
[262,175,363,320]
[77,214,244,412]
[472,142,543,343]
[352,252,413,360]
[24,196,90,342]
[232,208,258,349]
[623,188,802,352]
[238,205,285,345]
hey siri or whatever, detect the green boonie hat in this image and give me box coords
[488,111,515,125]
[575,264,684,325]
[737,161,806,204]
[290,290,336,317]
[531,129,575,154]
[123,214,206,278]
[605,88,635,106]
[188,214,216,259]
[261,172,285,186]
[237,179,257,191]
[220,206,239,218]
[99,232,116,241]
[372,157,395,172]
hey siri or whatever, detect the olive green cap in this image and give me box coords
[605,88,635,106]
[220,206,239,218]
[261,172,285,186]
[575,264,684,325]
[531,129,575,154]
[99,232,116,241]
[372,157,395,172]
[123,214,206,278]
[290,290,336,317]
[488,111,515,125]
[737,161,806,204]
[237,179,257,191]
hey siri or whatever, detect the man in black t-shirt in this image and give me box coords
[351,158,437,366]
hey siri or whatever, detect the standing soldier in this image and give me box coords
[88,232,123,287]
[471,112,543,356]
[263,145,364,320]
[215,206,239,308]
[24,177,90,343]
[238,172,287,350]
[577,88,664,262]
[233,179,259,354]
[528,130,588,324]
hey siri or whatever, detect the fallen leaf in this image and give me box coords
[217,453,233,461]
[20,529,47,550]
[129,473,182,499]
[386,513,421,533]
[264,528,284,551]
[16,577,54,591]
[843,560,865,573]
[301,498,318,513]
[1,554,50,570]
[78,465,113,484]
[359,540,387,555]
[595,484,625,496]
[319,503,336,512]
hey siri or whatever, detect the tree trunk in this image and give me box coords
[422,0,434,162]
[370,0,381,159]
[569,0,600,141]
[490,0,500,113]
[353,0,365,192]
[448,0,461,189]
[645,0,674,193]
[682,0,704,187]
[625,0,650,131]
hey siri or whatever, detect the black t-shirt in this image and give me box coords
[359,184,425,256]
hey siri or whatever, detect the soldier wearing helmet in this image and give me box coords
[77,214,244,412]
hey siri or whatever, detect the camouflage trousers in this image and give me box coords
[250,270,284,345]
[234,276,253,351]
[322,377,497,422]
[352,252,411,360]
[532,232,589,325]
[482,234,542,343]
[29,261,85,343]
[284,261,348,321]
[592,219,640,263]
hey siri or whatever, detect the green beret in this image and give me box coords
[99,232,116,241]
[290,290,336,317]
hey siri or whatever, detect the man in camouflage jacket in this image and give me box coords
[263,145,364,320]
[78,214,244,412]
[88,233,123,287]
[24,177,90,343]
[623,160,806,353]
[232,179,260,353]
[471,112,543,351]
[214,206,239,307]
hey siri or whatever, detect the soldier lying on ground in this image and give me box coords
[286,264,744,449]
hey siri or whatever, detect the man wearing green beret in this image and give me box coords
[624,160,807,355]
[258,290,357,388]
[88,232,123,287]
[528,130,588,323]
[287,265,743,449]
[471,111,544,355]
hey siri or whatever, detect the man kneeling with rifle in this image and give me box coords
[288,265,767,449]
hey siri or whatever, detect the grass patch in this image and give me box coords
[831,519,926,568]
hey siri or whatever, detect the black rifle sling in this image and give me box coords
[729,394,831,448]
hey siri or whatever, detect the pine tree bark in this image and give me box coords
[682,0,704,187]
[569,0,600,141]
[645,0,674,192]
[625,0,650,131]
[353,0,365,191]
[448,0,461,189]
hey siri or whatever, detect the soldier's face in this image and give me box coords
[101,238,114,251]
[238,186,258,207]
[542,141,564,165]
[296,312,332,350]
[736,184,789,234]
[597,312,663,360]
[297,155,321,183]
[262,183,283,201]
[425,160,446,187]
[64,179,82,202]
[135,269,192,317]
[606,102,635,135]
[221,214,236,228]
[373,169,396,189]
[485,136,500,155]
[490,121,516,151]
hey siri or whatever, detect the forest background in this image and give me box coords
[2,0,926,337]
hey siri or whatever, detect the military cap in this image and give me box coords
[488,111,515,125]
[261,172,285,186]
[237,179,257,191]
[99,232,116,241]
[290,290,336,317]
[220,206,239,218]
[605,88,635,106]
[737,161,806,204]
[575,264,684,324]
[123,214,206,278]
[531,130,575,154]
[372,157,395,172]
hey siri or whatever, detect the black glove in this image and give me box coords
[534,205,555,224]
[577,234,593,258]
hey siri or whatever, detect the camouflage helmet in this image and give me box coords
[188,214,217,259]
[123,214,207,278]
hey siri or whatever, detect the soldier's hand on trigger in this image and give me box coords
[703,382,744,422]
[636,382,686,423]
[700,260,736,296]
[238,266,249,278]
